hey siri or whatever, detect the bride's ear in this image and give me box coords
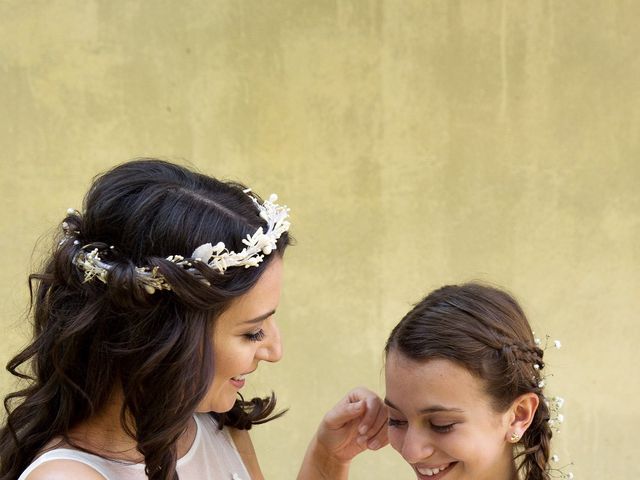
[505,393,539,443]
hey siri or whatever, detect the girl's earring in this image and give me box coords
[509,432,521,443]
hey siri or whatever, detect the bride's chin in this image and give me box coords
[195,395,236,414]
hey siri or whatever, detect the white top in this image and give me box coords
[18,414,251,480]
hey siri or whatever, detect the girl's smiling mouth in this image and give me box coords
[414,461,457,478]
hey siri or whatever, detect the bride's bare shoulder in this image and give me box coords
[24,459,106,480]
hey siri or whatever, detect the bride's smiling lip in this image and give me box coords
[229,367,257,384]
[230,376,245,388]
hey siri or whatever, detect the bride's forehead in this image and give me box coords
[215,259,283,326]
[235,259,283,305]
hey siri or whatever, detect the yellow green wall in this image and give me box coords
[1,1,638,478]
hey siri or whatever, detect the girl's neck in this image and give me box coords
[507,458,520,480]
[489,449,520,480]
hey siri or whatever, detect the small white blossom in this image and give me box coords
[192,243,215,262]
[538,380,545,388]
[551,454,559,462]
[554,340,562,349]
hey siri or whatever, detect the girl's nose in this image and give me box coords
[401,427,436,465]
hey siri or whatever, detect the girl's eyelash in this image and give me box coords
[244,329,265,342]
[388,418,407,428]
[387,418,455,434]
[431,423,455,433]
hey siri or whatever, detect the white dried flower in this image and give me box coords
[192,243,215,263]
[72,193,290,291]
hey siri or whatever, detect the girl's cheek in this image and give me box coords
[388,427,404,453]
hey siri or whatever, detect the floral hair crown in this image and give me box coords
[71,192,290,294]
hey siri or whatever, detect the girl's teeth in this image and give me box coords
[417,464,449,476]
[232,374,246,381]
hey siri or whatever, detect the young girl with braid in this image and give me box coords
[0,159,387,480]
[384,283,553,480]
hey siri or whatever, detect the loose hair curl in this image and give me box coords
[0,159,290,480]
[385,283,551,480]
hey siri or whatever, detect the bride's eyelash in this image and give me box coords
[244,329,265,342]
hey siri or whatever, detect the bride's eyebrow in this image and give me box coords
[241,309,276,325]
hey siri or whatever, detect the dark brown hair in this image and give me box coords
[0,159,291,480]
[385,283,551,480]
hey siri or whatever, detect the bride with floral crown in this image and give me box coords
[0,159,388,480]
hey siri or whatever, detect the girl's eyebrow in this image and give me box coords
[418,405,465,414]
[242,309,276,325]
[384,398,464,414]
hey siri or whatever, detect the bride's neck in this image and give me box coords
[66,390,195,462]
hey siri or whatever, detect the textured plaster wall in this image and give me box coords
[1,1,638,478]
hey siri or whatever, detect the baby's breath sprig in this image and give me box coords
[546,396,565,432]
[549,454,574,479]
[533,333,562,351]
[533,333,574,479]
[531,333,561,389]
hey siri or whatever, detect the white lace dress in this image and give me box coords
[18,414,251,480]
